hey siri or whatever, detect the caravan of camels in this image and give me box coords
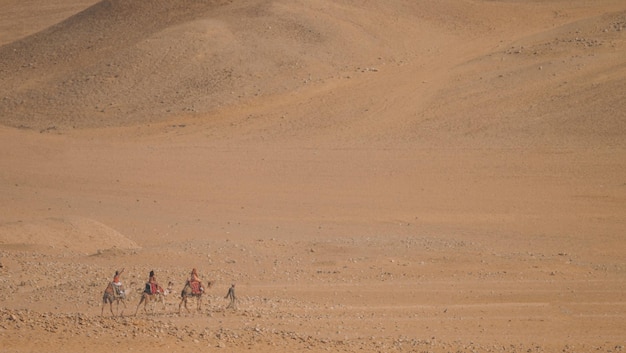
[101,268,224,317]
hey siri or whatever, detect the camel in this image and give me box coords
[134,282,170,315]
[179,280,212,314]
[102,282,127,316]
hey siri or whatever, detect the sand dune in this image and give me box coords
[414,9,626,146]
[1,0,413,130]
[0,1,625,352]
[1,0,623,146]
[0,216,139,253]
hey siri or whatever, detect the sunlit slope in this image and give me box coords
[0,0,416,130]
[0,0,623,148]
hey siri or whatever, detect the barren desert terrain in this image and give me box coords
[1,0,625,352]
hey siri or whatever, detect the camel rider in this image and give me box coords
[189,268,204,294]
[145,270,159,294]
[149,270,156,284]
[112,268,125,297]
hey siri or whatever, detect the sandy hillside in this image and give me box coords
[1,0,625,352]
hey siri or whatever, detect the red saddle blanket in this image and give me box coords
[190,281,202,294]
[145,283,160,294]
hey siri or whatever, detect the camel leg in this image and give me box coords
[105,295,115,317]
[151,296,157,315]
[179,297,190,314]
[102,295,113,316]
[145,295,152,315]
[155,294,163,313]
[119,299,127,317]
[135,294,146,316]
[159,295,167,311]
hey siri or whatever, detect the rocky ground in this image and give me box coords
[1,228,625,352]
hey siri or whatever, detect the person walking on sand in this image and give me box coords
[225,283,237,309]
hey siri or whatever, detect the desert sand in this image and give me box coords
[0,0,625,352]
